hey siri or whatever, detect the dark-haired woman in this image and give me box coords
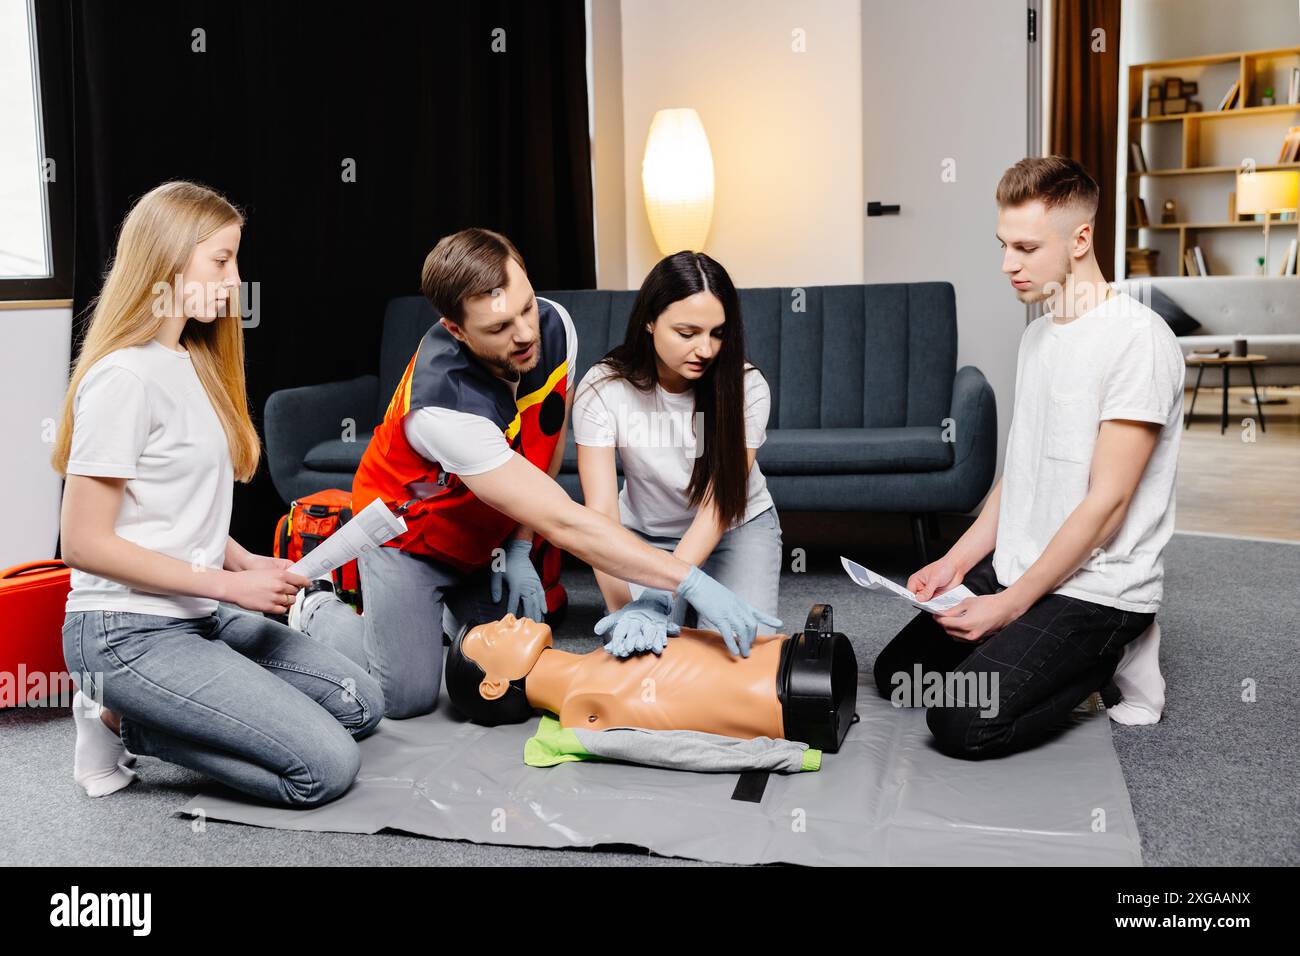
[574,252,780,657]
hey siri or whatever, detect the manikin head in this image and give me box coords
[445,614,553,725]
[995,155,1103,309]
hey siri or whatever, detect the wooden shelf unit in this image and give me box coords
[1123,45,1300,277]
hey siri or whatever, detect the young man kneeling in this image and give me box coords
[874,156,1183,759]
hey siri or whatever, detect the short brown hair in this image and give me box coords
[420,227,527,323]
[996,155,1099,221]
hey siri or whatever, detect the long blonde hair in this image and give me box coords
[51,181,261,481]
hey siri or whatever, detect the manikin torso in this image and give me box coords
[525,629,786,739]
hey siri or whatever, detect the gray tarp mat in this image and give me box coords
[177,676,1143,865]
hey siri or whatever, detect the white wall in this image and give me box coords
[0,304,71,567]
[1123,0,1300,63]
[602,0,864,288]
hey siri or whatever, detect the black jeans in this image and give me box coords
[872,552,1155,760]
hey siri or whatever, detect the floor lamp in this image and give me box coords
[1233,170,1298,406]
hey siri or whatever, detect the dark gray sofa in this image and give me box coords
[265,283,997,561]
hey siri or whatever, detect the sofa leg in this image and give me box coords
[924,512,941,542]
[910,513,930,566]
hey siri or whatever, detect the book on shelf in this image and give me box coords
[1125,247,1158,276]
[1130,142,1148,173]
[1183,246,1211,276]
[1216,80,1240,111]
[1278,126,1300,164]
[1131,196,1149,227]
[1290,67,1300,106]
[1283,238,1298,276]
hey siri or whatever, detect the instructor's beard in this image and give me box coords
[466,341,540,381]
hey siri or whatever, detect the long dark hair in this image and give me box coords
[595,251,757,527]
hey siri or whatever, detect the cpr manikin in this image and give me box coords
[445,605,858,752]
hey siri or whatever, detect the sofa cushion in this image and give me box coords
[563,427,954,476]
[303,433,373,472]
[541,283,958,432]
[304,424,959,479]
[756,427,953,476]
[1116,276,1297,339]
[1144,284,1202,336]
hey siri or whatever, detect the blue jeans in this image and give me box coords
[627,505,784,632]
[301,544,509,719]
[63,605,385,806]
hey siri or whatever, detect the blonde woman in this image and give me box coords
[54,181,383,803]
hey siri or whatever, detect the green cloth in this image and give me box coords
[523,715,592,767]
[523,715,822,773]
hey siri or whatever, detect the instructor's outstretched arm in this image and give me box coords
[461,454,781,655]
[462,453,690,592]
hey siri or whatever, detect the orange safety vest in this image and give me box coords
[352,299,569,572]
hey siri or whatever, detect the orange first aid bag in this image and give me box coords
[0,560,72,707]
[272,489,362,607]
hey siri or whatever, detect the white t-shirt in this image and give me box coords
[993,289,1184,613]
[403,297,577,478]
[572,362,775,538]
[64,339,234,618]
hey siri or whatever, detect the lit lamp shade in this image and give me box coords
[1236,169,1299,215]
[641,108,715,255]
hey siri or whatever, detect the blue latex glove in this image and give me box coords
[490,539,547,621]
[595,589,681,658]
[676,566,783,658]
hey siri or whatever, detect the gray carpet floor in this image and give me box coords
[3,517,1296,866]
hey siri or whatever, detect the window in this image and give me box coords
[1,0,70,299]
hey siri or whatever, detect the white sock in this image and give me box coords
[72,690,137,797]
[1109,620,1165,726]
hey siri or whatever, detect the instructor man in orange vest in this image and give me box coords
[291,228,780,718]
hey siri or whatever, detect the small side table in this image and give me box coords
[1184,353,1268,434]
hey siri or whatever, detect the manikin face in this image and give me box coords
[441,256,541,380]
[174,221,242,321]
[462,613,554,701]
[647,291,725,391]
[996,199,1091,306]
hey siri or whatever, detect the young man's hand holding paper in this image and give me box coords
[840,557,975,614]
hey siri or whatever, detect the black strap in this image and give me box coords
[730,771,770,803]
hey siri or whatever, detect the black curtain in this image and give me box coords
[54,0,595,547]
